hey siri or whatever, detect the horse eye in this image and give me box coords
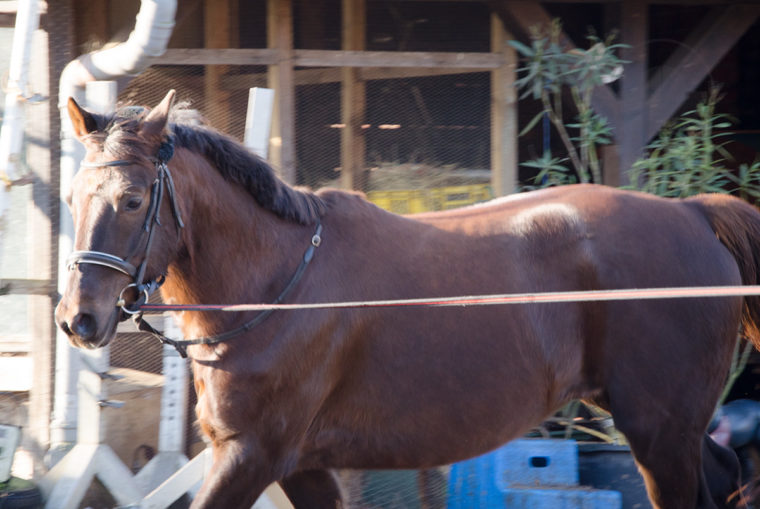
[125,197,143,211]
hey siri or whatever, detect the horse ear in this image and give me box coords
[141,89,176,139]
[67,97,98,141]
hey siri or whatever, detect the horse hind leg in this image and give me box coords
[611,404,742,509]
[280,469,345,509]
[702,434,744,508]
[628,429,702,508]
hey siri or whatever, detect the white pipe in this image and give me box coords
[0,0,41,265]
[51,0,177,455]
[0,0,40,183]
[59,0,177,106]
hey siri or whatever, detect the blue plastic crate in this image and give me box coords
[495,439,579,488]
[447,439,622,509]
[448,446,500,508]
[503,486,622,509]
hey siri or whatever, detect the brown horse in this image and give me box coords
[56,90,760,509]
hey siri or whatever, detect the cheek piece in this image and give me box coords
[66,137,184,318]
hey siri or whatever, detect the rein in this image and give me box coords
[139,284,760,312]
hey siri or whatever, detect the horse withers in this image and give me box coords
[56,90,760,508]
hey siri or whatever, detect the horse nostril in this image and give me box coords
[59,320,73,337]
[71,313,97,340]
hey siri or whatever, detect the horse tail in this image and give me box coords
[687,193,760,349]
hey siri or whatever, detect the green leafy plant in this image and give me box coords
[510,19,624,187]
[626,86,760,200]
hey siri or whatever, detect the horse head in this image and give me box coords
[55,90,184,349]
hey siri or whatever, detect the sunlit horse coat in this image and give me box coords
[56,90,760,509]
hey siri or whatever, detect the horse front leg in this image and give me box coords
[190,438,280,509]
[280,469,345,508]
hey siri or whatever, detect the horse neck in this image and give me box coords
[159,151,308,332]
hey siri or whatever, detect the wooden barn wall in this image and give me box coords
[70,1,760,190]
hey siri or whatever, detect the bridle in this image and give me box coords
[66,135,323,358]
[66,137,184,316]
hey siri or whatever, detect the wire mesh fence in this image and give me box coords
[121,65,496,208]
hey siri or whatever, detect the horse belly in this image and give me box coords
[302,306,586,470]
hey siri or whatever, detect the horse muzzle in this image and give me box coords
[55,296,119,349]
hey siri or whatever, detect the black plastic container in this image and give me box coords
[578,443,652,509]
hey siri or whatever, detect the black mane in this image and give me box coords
[93,104,326,225]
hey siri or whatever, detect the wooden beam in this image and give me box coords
[73,0,107,50]
[204,0,238,133]
[340,0,366,191]
[153,48,506,69]
[0,278,55,296]
[295,49,504,69]
[0,13,15,26]
[646,4,760,140]
[154,48,279,66]
[26,5,57,475]
[267,0,297,184]
[220,66,488,90]
[617,0,648,183]
[490,14,518,196]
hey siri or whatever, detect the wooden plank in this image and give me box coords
[220,66,492,90]
[40,443,99,509]
[73,0,107,50]
[601,144,621,187]
[152,48,504,69]
[490,14,517,197]
[26,16,55,477]
[295,49,505,69]
[646,4,760,140]
[204,0,238,133]
[220,66,492,92]
[154,48,278,66]
[340,0,366,191]
[358,66,490,81]
[0,13,16,26]
[267,0,297,184]
[0,278,55,296]
[617,0,648,184]
[139,449,210,509]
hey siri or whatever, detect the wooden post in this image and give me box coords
[617,0,648,186]
[204,0,238,134]
[133,321,190,496]
[26,11,53,476]
[244,87,275,158]
[267,0,297,184]
[340,0,366,191]
[72,0,107,50]
[601,145,621,188]
[490,14,517,196]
